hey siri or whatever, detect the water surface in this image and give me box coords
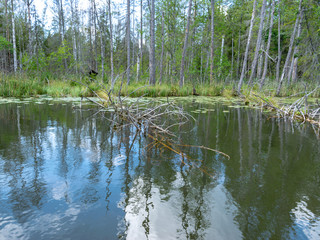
[0,98,319,239]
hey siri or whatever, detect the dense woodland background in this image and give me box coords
[0,0,319,94]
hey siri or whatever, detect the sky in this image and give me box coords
[33,0,133,31]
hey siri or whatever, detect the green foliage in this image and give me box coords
[0,36,12,51]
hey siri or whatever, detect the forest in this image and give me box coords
[0,0,319,97]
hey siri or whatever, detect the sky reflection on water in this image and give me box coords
[0,98,320,239]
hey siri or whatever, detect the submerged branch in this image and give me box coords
[252,86,320,128]
[80,81,230,177]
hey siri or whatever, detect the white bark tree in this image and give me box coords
[238,0,257,92]
[149,0,156,85]
[126,0,131,84]
[260,0,275,88]
[248,0,267,85]
[210,0,215,84]
[276,0,302,95]
[179,0,193,87]
[11,0,17,72]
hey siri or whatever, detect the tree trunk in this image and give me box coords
[210,0,215,84]
[276,3,281,83]
[136,28,140,82]
[159,11,165,85]
[92,0,104,80]
[11,0,17,72]
[248,0,267,85]
[108,0,114,89]
[276,0,302,95]
[231,36,234,81]
[140,0,143,77]
[236,9,243,80]
[132,0,135,70]
[92,0,98,72]
[60,0,67,70]
[218,35,224,79]
[89,1,94,70]
[260,0,275,89]
[149,0,156,85]
[290,9,303,84]
[238,0,257,92]
[70,0,78,74]
[257,39,264,79]
[5,0,10,71]
[26,0,33,55]
[179,0,193,87]
[126,0,131,84]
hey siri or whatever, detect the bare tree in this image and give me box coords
[126,0,131,84]
[149,0,156,85]
[276,0,302,95]
[238,0,257,92]
[290,9,303,84]
[11,0,17,72]
[108,0,114,89]
[210,0,215,84]
[260,0,275,88]
[248,0,267,85]
[179,0,193,87]
[26,0,34,55]
[70,0,78,74]
[218,35,224,78]
[159,11,165,85]
[276,2,281,83]
[140,0,143,78]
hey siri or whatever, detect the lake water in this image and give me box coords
[0,97,319,240]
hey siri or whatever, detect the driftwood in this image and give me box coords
[76,77,230,177]
[252,86,320,128]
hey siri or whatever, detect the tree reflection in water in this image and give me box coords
[0,100,319,239]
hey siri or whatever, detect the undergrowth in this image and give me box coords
[0,73,319,99]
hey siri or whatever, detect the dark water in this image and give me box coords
[0,98,319,240]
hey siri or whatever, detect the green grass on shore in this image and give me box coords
[1,73,319,99]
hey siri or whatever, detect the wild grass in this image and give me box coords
[0,73,99,98]
[0,73,319,99]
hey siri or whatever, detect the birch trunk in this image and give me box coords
[26,0,33,55]
[231,37,234,81]
[140,0,143,77]
[159,11,165,85]
[236,11,243,80]
[260,0,275,89]
[11,0,17,72]
[290,10,303,84]
[179,0,193,87]
[149,0,156,85]
[210,0,215,84]
[126,0,131,84]
[257,39,264,79]
[276,4,281,83]
[276,0,302,95]
[70,0,78,74]
[108,0,114,89]
[248,0,267,85]
[5,0,10,70]
[59,0,67,70]
[218,35,224,79]
[238,0,257,92]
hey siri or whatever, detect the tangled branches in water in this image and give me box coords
[77,80,230,177]
[252,86,320,136]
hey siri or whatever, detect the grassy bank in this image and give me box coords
[1,73,319,98]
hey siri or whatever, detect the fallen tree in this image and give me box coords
[76,77,230,178]
[250,86,320,128]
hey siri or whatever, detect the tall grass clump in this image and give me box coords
[0,74,46,97]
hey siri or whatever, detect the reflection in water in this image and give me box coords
[0,99,320,239]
